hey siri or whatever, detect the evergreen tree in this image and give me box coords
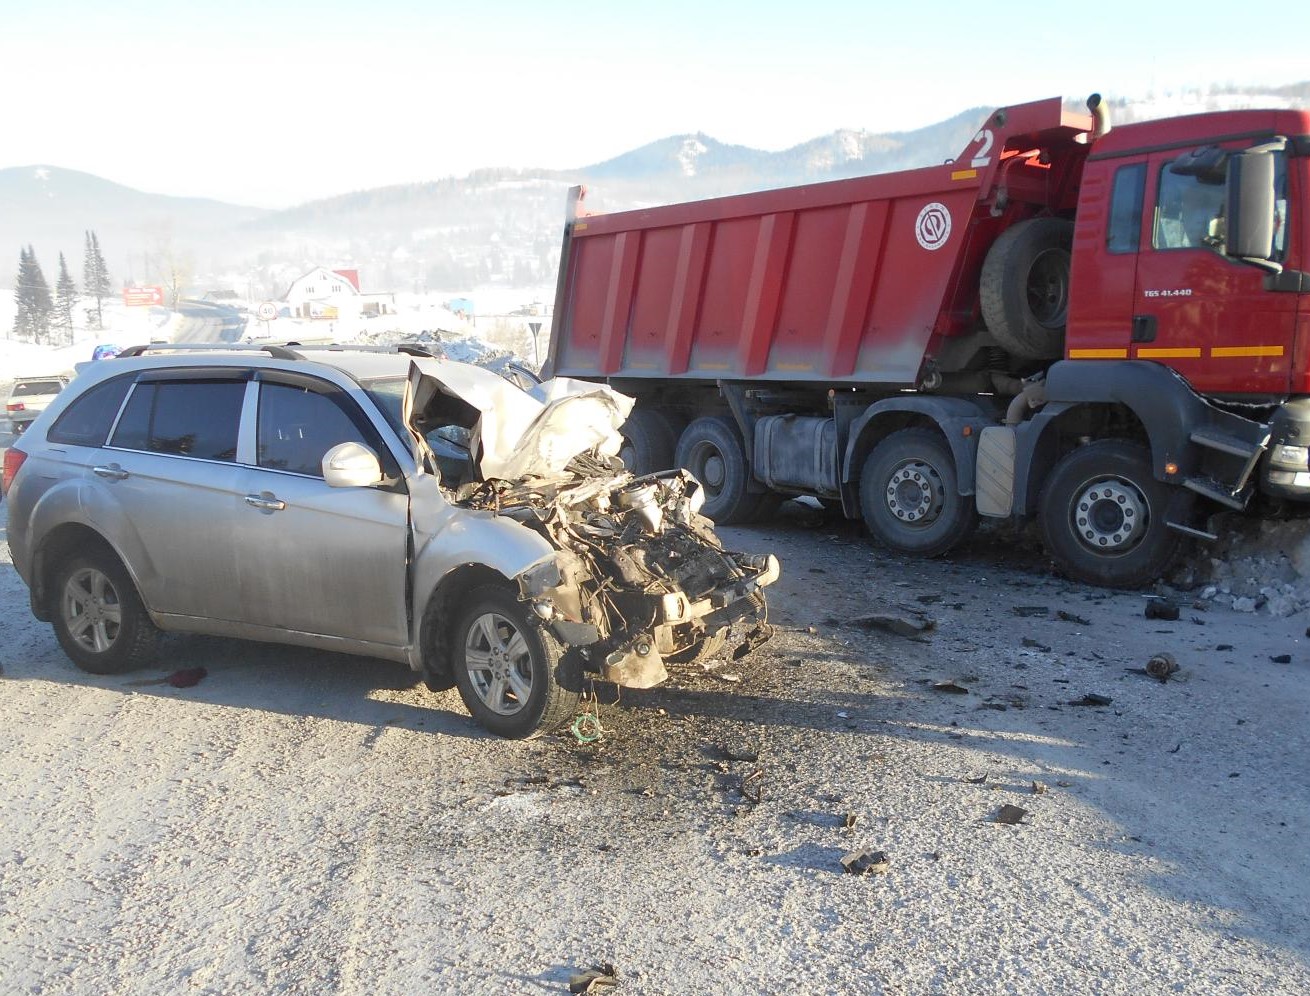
[12,246,54,343]
[83,230,111,329]
[55,251,77,345]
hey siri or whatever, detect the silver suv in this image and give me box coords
[6,374,69,435]
[2,344,778,738]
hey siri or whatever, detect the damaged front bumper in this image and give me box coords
[509,470,781,689]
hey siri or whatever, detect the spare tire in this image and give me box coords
[980,217,1074,360]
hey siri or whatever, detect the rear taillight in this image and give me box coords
[6,402,24,412]
[2,447,27,497]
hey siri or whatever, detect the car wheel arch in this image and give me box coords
[418,563,515,691]
[33,524,139,623]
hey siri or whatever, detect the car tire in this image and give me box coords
[1039,440,1184,588]
[52,548,158,675]
[452,585,581,739]
[859,428,976,557]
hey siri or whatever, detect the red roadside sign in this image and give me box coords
[123,285,164,307]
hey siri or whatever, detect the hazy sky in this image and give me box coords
[4,0,1306,208]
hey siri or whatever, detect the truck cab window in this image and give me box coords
[1107,163,1147,253]
[1153,164,1227,251]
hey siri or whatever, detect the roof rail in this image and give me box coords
[115,342,305,361]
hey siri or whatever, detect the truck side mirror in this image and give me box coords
[1226,151,1277,262]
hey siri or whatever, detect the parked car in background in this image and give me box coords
[6,375,70,435]
[1,343,778,738]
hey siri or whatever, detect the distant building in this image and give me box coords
[202,289,241,304]
[283,266,395,319]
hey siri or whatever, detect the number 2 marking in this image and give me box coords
[971,129,994,169]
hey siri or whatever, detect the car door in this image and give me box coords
[100,371,249,622]
[230,371,410,648]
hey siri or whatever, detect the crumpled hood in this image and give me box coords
[409,358,635,480]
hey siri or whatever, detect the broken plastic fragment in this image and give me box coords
[932,681,969,695]
[568,963,619,993]
[995,804,1028,825]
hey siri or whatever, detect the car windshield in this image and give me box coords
[362,376,406,438]
[12,380,64,397]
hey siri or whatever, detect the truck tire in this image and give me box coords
[859,428,976,557]
[52,548,158,675]
[452,584,581,739]
[1039,440,1183,588]
[618,409,678,475]
[675,416,762,525]
[980,217,1073,360]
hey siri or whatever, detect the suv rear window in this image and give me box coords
[11,379,65,396]
[111,379,245,461]
[46,376,133,447]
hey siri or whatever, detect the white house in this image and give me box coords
[283,267,395,319]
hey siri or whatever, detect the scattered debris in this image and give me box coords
[1031,781,1049,795]
[840,849,890,875]
[1270,654,1292,664]
[718,744,760,763]
[1216,644,1234,652]
[841,812,859,832]
[737,769,765,805]
[1056,610,1091,625]
[569,963,619,993]
[711,672,743,683]
[995,804,1029,826]
[1144,600,1180,621]
[1069,693,1113,707]
[965,774,989,785]
[853,612,935,640]
[932,681,970,695]
[1021,637,1052,652]
[1012,606,1049,618]
[1146,652,1179,681]
[570,712,604,745]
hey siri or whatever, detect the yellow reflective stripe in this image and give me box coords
[950,169,978,181]
[1211,345,1284,358]
[1069,348,1129,359]
[1137,347,1201,358]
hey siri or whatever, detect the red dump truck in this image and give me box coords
[544,95,1309,587]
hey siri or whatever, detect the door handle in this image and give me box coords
[1131,315,1158,343]
[93,464,128,481]
[244,493,287,512]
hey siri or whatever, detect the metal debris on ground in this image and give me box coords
[1144,600,1180,621]
[853,612,935,640]
[738,768,765,805]
[1216,643,1234,651]
[1012,606,1049,618]
[932,681,970,695]
[1270,654,1293,664]
[1056,610,1091,625]
[966,774,989,785]
[840,849,890,875]
[1031,781,1049,795]
[842,812,859,832]
[1145,652,1179,681]
[995,804,1029,825]
[568,963,619,993]
[1069,693,1113,707]
[1022,637,1052,652]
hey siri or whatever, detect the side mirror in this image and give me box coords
[322,441,382,488]
[1226,152,1277,262]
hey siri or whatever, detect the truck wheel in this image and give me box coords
[1039,441,1183,588]
[980,218,1073,360]
[860,428,976,557]
[618,409,678,475]
[52,549,158,675]
[452,585,581,739]
[675,416,761,524]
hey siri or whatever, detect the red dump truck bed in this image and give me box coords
[548,98,1094,387]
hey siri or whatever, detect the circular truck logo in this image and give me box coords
[915,202,952,250]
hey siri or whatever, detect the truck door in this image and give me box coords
[1130,145,1295,397]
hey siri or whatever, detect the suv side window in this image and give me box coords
[111,379,244,461]
[256,380,391,478]
[46,376,133,447]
